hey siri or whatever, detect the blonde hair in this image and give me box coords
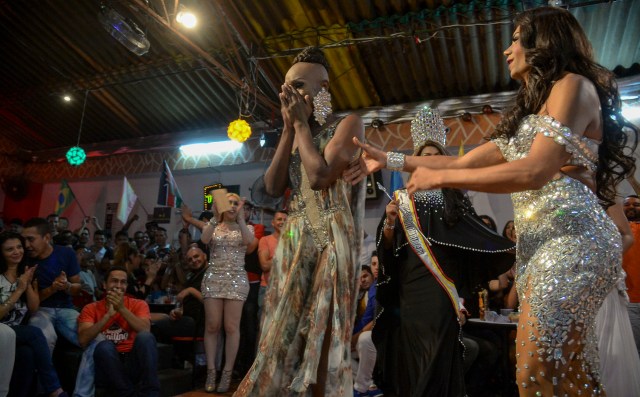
[217,192,241,222]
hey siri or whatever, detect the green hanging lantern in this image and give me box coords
[66,146,86,166]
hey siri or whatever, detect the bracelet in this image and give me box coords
[383,218,395,230]
[387,152,405,171]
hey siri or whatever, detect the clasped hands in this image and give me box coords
[105,287,125,315]
[341,137,442,194]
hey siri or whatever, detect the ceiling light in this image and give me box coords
[176,6,197,28]
[98,6,150,56]
[63,95,72,102]
[179,141,242,156]
[260,130,279,148]
[622,104,640,121]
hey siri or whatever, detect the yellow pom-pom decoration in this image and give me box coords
[227,119,252,143]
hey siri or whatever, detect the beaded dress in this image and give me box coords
[492,114,621,395]
[373,188,515,397]
[234,118,365,396]
[201,223,254,301]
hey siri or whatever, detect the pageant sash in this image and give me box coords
[395,189,462,319]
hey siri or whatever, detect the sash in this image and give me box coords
[395,189,462,320]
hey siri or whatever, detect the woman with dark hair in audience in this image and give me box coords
[0,231,68,397]
[501,220,516,243]
[478,215,497,232]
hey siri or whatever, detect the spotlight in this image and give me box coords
[63,95,72,102]
[370,118,384,129]
[176,6,197,28]
[260,130,280,148]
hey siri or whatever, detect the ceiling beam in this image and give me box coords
[130,0,278,113]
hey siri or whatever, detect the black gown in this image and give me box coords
[373,189,514,397]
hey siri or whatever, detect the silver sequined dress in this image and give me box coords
[201,224,254,301]
[493,114,621,392]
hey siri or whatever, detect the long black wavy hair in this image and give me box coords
[0,231,27,276]
[492,6,637,207]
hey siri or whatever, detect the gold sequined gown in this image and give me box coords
[493,115,621,396]
[235,119,365,396]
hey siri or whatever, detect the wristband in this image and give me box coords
[387,152,405,172]
[383,218,396,230]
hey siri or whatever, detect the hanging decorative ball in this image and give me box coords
[66,146,86,166]
[227,119,252,143]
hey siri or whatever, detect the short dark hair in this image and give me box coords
[46,214,58,220]
[626,195,639,199]
[361,265,373,277]
[293,46,330,71]
[94,230,107,237]
[9,218,22,226]
[115,230,129,239]
[106,266,129,281]
[371,251,378,259]
[23,218,50,236]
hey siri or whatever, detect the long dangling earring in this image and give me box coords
[313,87,332,126]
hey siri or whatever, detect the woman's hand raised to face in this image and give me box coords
[281,84,312,125]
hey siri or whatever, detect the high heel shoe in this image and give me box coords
[205,369,216,393]
[216,369,232,393]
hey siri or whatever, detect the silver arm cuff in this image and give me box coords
[387,152,405,172]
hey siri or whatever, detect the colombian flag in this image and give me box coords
[54,179,76,215]
[157,160,183,208]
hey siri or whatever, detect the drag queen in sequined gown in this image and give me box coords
[350,7,638,396]
[373,109,515,397]
[235,47,365,397]
[200,192,258,393]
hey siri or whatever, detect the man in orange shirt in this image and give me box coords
[78,266,159,396]
[257,210,288,321]
[623,194,640,359]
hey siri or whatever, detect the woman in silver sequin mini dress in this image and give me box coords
[353,7,638,396]
[199,192,258,393]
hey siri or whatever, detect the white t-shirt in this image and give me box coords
[0,275,28,326]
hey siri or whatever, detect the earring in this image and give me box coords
[313,87,332,126]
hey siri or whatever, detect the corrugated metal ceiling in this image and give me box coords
[0,0,638,163]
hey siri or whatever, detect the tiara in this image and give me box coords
[410,106,447,152]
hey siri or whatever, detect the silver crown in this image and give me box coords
[410,106,447,152]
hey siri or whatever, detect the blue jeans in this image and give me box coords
[28,307,80,353]
[10,325,62,396]
[94,332,160,397]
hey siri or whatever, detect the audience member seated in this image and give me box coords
[78,266,159,397]
[478,215,497,232]
[352,265,383,397]
[75,248,99,306]
[1,231,68,397]
[153,246,207,367]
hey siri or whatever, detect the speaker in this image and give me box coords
[365,171,382,200]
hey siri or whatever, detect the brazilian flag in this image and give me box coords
[54,179,76,215]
